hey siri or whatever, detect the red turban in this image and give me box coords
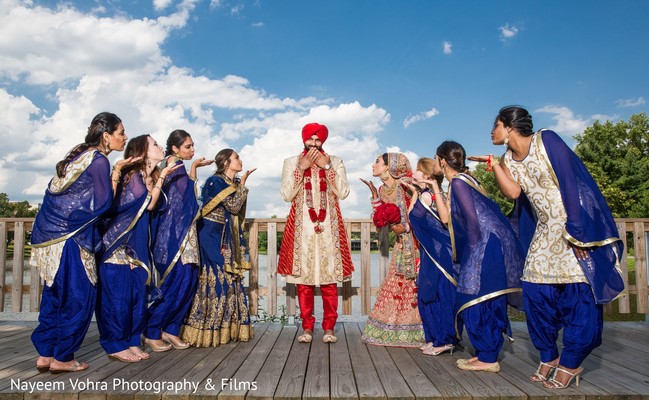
[301,123,329,144]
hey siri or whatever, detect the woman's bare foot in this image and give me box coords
[108,349,140,362]
[129,346,150,360]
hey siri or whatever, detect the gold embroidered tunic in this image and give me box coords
[504,133,587,284]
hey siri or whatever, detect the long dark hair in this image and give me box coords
[122,135,160,185]
[214,148,235,176]
[495,106,534,137]
[165,129,191,157]
[436,140,469,174]
[56,112,121,177]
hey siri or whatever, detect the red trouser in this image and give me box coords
[296,283,338,331]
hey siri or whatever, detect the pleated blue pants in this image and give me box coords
[145,262,198,339]
[32,240,96,362]
[461,295,508,363]
[522,281,603,368]
[96,262,148,354]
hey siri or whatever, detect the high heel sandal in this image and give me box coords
[161,332,190,350]
[419,342,434,351]
[144,338,172,352]
[423,344,455,356]
[529,361,558,382]
[543,366,584,389]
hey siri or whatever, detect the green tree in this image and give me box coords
[471,160,514,215]
[0,193,38,217]
[574,113,649,218]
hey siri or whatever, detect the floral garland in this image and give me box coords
[304,167,327,233]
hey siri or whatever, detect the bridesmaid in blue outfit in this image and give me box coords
[96,135,179,362]
[144,129,212,351]
[405,157,459,356]
[30,112,136,373]
[434,140,524,373]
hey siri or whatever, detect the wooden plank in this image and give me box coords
[0,221,7,311]
[268,222,278,316]
[247,325,298,400]
[11,221,25,312]
[616,222,631,313]
[366,345,413,400]
[302,328,330,400]
[159,328,264,398]
[407,347,472,400]
[386,347,441,400]
[286,283,296,320]
[218,323,283,400]
[192,323,270,398]
[360,223,371,315]
[249,220,259,315]
[329,323,358,400]
[273,327,311,400]
[633,222,648,313]
[343,322,386,400]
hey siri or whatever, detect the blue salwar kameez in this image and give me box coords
[408,190,458,347]
[30,150,112,362]
[96,172,152,354]
[145,157,200,340]
[448,173,524,363]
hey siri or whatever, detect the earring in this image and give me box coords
[380,170,390,181]
[147,159,151,168]
[503,135,509,146]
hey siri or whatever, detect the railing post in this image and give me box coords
[378,228,389,282]
[634,222,648,314]
[248,221,259,316]
[12,221,25,312]
[267,221,278,316]
[361,221,371,315]
[342,221,353,315]
[616,222,630,313]
[0,221,6,311]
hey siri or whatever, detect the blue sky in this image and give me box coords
[1,0,647,217]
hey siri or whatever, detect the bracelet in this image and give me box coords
[486,155,493,172]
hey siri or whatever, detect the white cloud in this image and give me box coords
[0,1,391,219]
[499,23,519,41]
[443,41,452,55]
[153,0,174,11]
[535,105,617,136]
[615,96,646,108]
[403,108,439,128]
[252,22,264,28]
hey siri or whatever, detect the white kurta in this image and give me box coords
[504,133,587,284]
[280,155,350,286]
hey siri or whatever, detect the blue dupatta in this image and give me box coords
[408,190,457,303]
[98,172,152,284]
[150,157,200,280]
[509,130,625,304]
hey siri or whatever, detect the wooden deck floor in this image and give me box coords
[0,320,648,399]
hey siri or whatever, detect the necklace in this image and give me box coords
[383,181,398,196]
[304,167,327,233]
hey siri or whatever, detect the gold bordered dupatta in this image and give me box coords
[200,176,251,276]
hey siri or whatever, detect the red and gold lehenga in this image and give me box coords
[362,153,425,347]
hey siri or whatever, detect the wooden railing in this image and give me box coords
[1,217,648,316]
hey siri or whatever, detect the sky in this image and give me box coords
[1,0,648,218]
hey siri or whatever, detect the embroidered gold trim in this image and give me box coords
[454,288,522,338]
